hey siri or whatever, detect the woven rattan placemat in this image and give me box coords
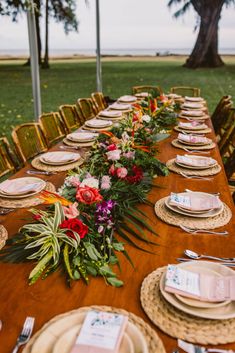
[23,305,166,353]
[141,267,235,345]
[82,125,113,132]
[63,138,95,148]
[0,225,8,250]
[31,157,84,172]
[172,139,216,150]
[178,114,210,120]
[0,182,55,209]
[154,197,232,230]
[166,159,221,176]
[174,126,212,134]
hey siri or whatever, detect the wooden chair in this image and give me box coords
[222,130,235,179]
[77,98,97,121]
[74,105,86,125]
[170,86,200,97]
[218,108,235,151]
[0,137,18,178]
[39,112,66,146]
[211,95,233,134]
[91,92,108,111]
[12,123,48,164]
[59,105,81,133]
[132,85,162,97]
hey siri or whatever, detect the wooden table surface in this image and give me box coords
[0,118,234,353]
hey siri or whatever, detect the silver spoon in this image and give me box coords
[184,249,235,262]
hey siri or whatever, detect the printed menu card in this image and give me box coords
[165,265,235,302]
[70,310,128,353]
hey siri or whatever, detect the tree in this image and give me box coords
[168,0,235,68]
[42,0,78,69]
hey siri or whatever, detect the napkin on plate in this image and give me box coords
[175,155,216,167]
[109,103,132,110]
[178,121,207,129]
[70,310,128,353]
[181,110,204,117]
[118,95,136,102]
[165,264,235,302]
[178,133,210,145]
[99,111,122,118]
[185,96,204,102]
[67,132,97,141]
[169,192,221,211]
[85,119,112,127]
[42,152,79,163]
[0,179,43,195]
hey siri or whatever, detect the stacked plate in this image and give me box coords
[179,110,209,120]
[26,310,149,353]
[40,152,81,166]
[118,95,137,103]
[0,177,46,199]
[135,92,150,98]
[165,191,223,218]
[185,96,206,103]
[109,102,132,111]
[175,155,218,170]
[84,119,113,130]
[66,132,98,143]
[160,261,235,320]
[177,121,208,131]
[181,102,206,110]
[98,110,123,120]
[177,133,212,147]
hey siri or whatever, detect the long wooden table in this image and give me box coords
[0,117,234,352]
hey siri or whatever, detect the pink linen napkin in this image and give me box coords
[42,152,79,163]
[178,121,207,129]
[69,311,128,353]
[178,133,209,145]
[175,155,216,167]
[118,95,136,102]
[99,111,122,118]
[109,103,132,110]
[181,110,204,117]
[165,265,235,302]
[0,179,42,195]
[169,192,221,211]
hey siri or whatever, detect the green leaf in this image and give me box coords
[29,249,53,284]
[63,244,74,280]
[86,266,97,276]
[113,242,125,251]
[107,277,123,287]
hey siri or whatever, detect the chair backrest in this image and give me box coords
[0,137,17,178]
[211,96,233,134]
[224,149,235,180]
[59,105,81,133]
[218,108,235,151]
[170,86,200,97]
[12,123,48,164]
[39,112,66,146]
[91,92,107,111]
[132,85,162,97]
[74,105,86,125]
[77,98,97,121]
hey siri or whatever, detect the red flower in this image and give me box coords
[76,186,103,205]
[106,144,117,151]
[125,165,143,183]
[33,214,42,221]
[132,114,139,122]
[150,99,157,113]
[108,164,116,176]
[60,218,88,239]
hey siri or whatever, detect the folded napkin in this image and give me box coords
[42,152,79,163]
[85,119,112,127]
[135,92,149,98]
[182,102,204,109]
[179,121,207,129]
[67,132,97,141]
[118,95,136,102]
[178,133,210,145]
[70,310,128,353]
[99,110,122,118]
[181,110,204,117]
[0,179,42,195]
[176,155,216,167]
[169,192,221,211]
[109,103,132,110]
[165,265,235,302]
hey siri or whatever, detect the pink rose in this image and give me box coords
[123,151,135,160]
[76,186,103,205]
[116,167,128,179]
[63,202,80,219]
[69,176,80,187]
[106,149,121,161]
[109,164,116,176]
[101,175,111,190]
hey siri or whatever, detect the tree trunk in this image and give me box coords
[184,1,225,69]
[42,0,50,69]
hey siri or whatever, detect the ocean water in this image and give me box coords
[0,48,235,57]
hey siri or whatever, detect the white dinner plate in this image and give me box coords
[118,95,137,103]
[165,192,224,218]
[175,156,217,170]
[40,152,81,165]
[0,177,46,198]
[178,138,212,146]
[85,119,113,128]
[160,261,235,319]
[185,96,205,103]
[66,132,98,142]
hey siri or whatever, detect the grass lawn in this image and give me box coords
[0,56,234,141]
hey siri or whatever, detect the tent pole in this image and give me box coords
[95,0,102,92]
[27,0,41,120]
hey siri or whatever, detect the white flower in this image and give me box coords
[121,131,130,141]
[80,177,99,189]
[142,114,151,123]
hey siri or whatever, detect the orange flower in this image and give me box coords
[38,190,72,206]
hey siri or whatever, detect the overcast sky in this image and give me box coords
[0,0,234,52]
